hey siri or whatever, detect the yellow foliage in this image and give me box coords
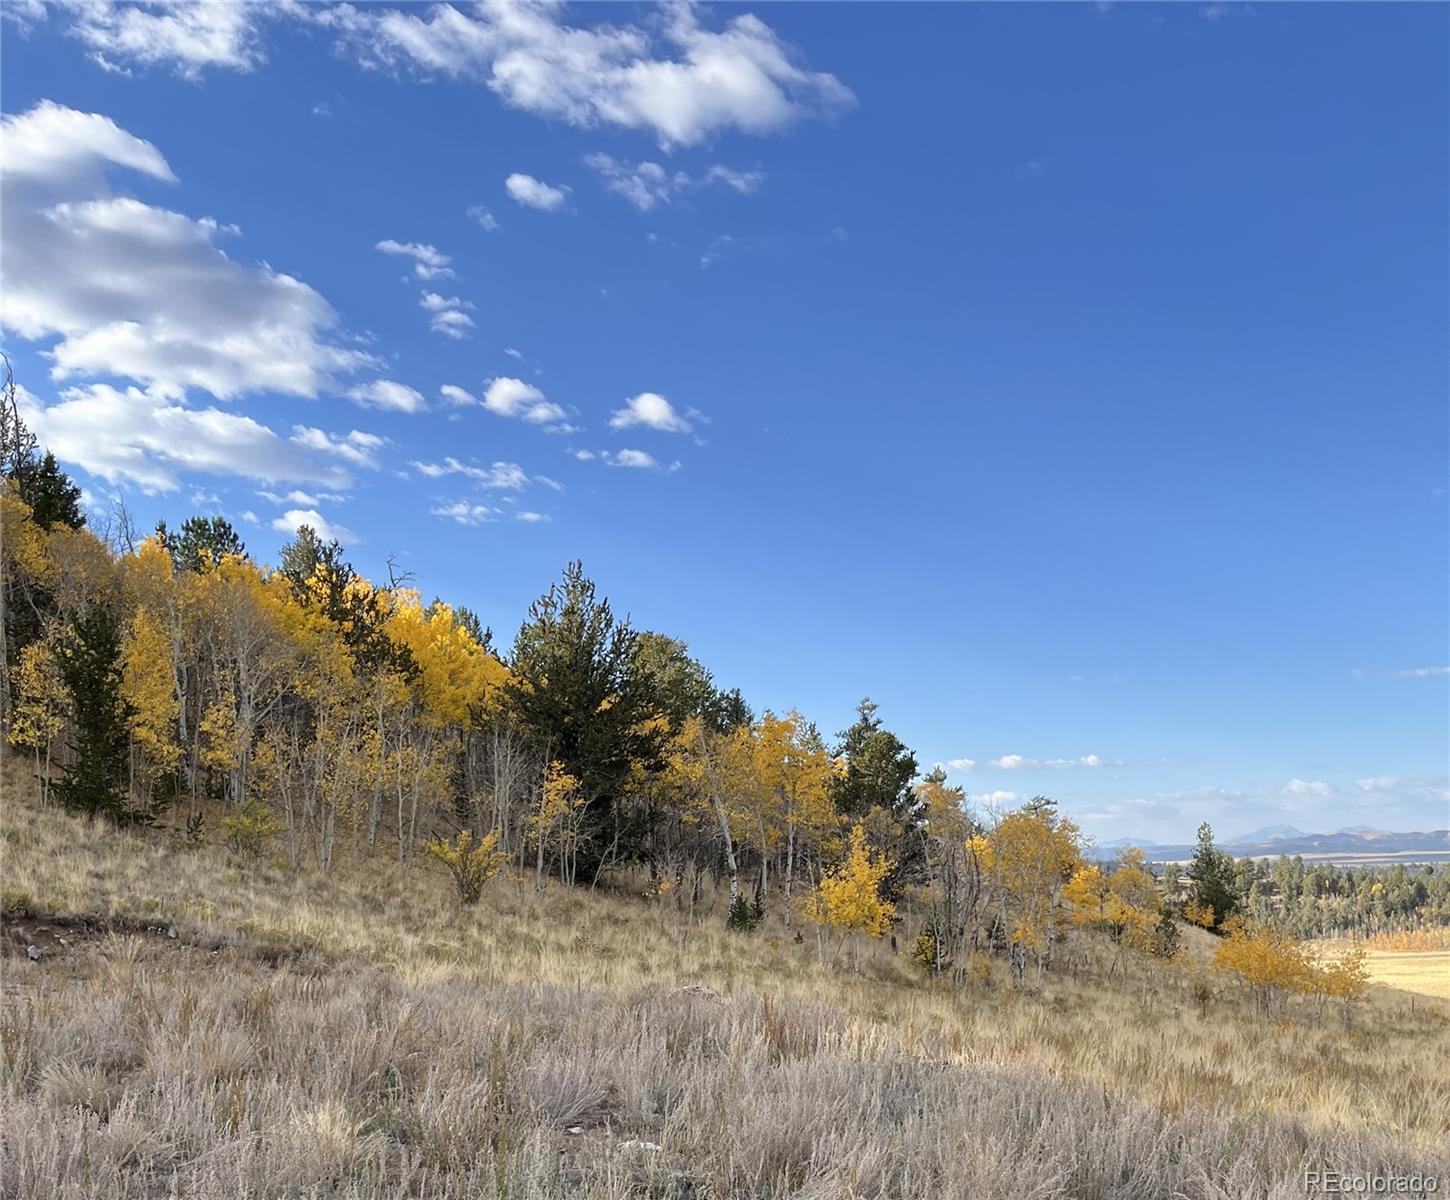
[805,824,895,939]
[199,697,241,775]
[8,639,68,755]
[122,608,180,770]
[1184,900,1217,929]
[986,809,1081,953]
[1213,916,1315,1010]
[424,829,508,904]
[385,590,508,727]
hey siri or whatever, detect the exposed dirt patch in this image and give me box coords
[2,911,178,961]
[1,911,328,979]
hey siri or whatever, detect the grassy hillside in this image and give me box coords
[2,785,1448,1200]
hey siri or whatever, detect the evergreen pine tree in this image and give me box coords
[1187,822,1240,930]
[53,606,143,823]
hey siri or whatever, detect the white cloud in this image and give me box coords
[703,164,765,193]
[1352,665,1450,680]
[411,457,529,490]
[439,384,475,407]
[2,98,177,186]
[375,238,455,280]
[503,347,523,360]
[609,392,693,434]
[975,790,1020,808]
[16,382,360,493]
[313,2,854,149]
[584,153,763,211]
[290,425,385,470]
[466,204,499,231]
[516,511,548,523]
[505,172,569,211]
[606,448,659,470]
[2,101,371,401]
[946,758,976,772]
[1355,777,1401,793]
[45,0,277,79]
[346,379,426,413]
[431,499,497,526]
[987,752,1111,770]
[1282,779,1332,798]
[431,309,475,339]
[572,449,596,461]
[482,377,567,425]
[700,234,733,269]
[260,488,344,508]
[271,508,357,545]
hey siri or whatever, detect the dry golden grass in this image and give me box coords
[1359,951,1450,1002]
[3,780,1449,1198]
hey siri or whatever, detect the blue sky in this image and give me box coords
[3,1,1446,843]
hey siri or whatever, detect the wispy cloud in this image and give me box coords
[375,238,454,280]
[1352,666,1449,680]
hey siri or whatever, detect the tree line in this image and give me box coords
[0,370,1437,1012]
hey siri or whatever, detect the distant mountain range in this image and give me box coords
[1088,826,1450,863]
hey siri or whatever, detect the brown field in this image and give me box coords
[3,785,1449,1199]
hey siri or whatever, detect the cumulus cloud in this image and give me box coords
[466,204,499,231]
[431,499,497,526]
[375,238,455,280]
[312,2,854,148]
[606,448,659,470]
[2,101,372,401]
[584,153,763,211]
[482,377,567,425]
[608,392,693,433]
[1281,778,1333,798]
[419,293,476,339]
[515,511,548,523]
[439,384,475,407]
[505,172,569,211]
[290,426,385,470]
[946,758,976,772]
[271,507,357,545]
[974,790,1020,808]
[15,382,361,493]
[259,488,344,508]
[411,457,529,490]
[38,0,278,79]
[345,379,426,413]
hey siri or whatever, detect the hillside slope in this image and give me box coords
[2,790,1448,1200]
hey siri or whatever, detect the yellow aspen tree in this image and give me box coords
[425,829,509,904]
[121,606,181,796]
[7,637,69,803]
[1212,916,1313,1018]
[385,591,509,867]
[121,537,192,791]
[531,759,584,889]
[753,710,838,930]
[986,807,1082,985]
[805,823,896,972]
